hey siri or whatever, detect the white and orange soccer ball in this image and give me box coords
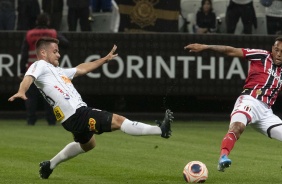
[183,161,208,183]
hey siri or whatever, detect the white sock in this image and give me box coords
[120,119,161,135]
[50,142,85,169]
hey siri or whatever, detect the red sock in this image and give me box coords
[220,132,237,156]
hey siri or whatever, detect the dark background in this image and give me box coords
[1,32,281,119]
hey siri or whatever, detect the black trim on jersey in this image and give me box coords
[267,65,281,104]
[268,87,279,103]
[245,53,268,65]
[246,52,280,105]
[267,123,282,138]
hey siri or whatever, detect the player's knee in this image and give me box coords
[229,116,247,139]
[230,113,248,126]
[111,114,126,130]
[81,137,96,152]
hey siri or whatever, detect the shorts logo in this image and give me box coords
[88,118,97,132]
[244,105,251,112]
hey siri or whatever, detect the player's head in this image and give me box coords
[272,36,282,66]
[36,37,60,67]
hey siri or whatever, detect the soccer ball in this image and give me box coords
[183,161,208,183]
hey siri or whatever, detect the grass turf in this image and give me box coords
[0,119,282,183]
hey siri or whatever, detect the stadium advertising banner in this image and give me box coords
[0,32,275,97]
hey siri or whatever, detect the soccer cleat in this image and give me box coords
[217,154,232,172]
[156,109,174,138]
[39,161,53,179]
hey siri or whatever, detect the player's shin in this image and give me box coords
[120,119,162,135]
[50,142,85,169]
[220,132,237,156]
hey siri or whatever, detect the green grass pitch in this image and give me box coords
[0,119,282,184]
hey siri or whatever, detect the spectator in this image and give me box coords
[91,0,112,12]
[42,0,64,31]
[225,0,257,34]
[0,0,16,30]
[194,0,216,34]
[67,0,91,31]
[17,0,40,30]
[262,0,282,35]
[110,0,120,33]
[19,13,69,126]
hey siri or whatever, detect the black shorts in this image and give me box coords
[62,106,113,144]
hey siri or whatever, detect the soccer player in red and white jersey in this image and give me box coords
[184,36,282,172]
[8,37,173,179]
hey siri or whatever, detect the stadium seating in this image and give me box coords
[90,13,113,33]
[212,0,229,33]
[59,0,119,32]
[179,0,201,33]
[179,0,267,35]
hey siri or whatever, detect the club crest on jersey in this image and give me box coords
[88,118,98,132]
[256,89,262,95]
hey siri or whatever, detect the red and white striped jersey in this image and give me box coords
[241,48,282,107]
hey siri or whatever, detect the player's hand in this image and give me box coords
[184,43,207,52]
[8,92,27,102]
[105,45,118,62]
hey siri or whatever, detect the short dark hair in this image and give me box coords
[275,36,282,42]
[35,37,59,55]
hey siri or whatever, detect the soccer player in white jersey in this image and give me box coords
[8,37,173,179]
[184,36,282,172]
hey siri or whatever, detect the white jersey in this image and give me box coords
[25,60,87,123]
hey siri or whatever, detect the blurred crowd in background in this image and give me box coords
[0,0,281,35]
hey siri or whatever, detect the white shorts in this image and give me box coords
[231,95,282,139]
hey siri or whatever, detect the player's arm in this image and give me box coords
[8,75,34,101]
[74,45,118,77]
[184,44,244,57]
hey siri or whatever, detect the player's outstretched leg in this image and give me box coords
[217,154,232,172]
[39,161,53,179]
[156,109,174,138]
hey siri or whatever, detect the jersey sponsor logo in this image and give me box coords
[53,106,65,121]
[61,75,72,84]
[54,85,70,99]
[63,93,70,99]
[267,68,280,82]
[88,118,98,132]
